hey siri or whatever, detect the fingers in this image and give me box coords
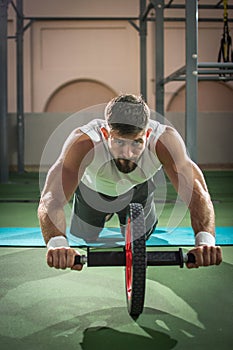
[47,248,83,271]
[215,246,222,265]
[186,245,222,269]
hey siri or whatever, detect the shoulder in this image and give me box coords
[147,120,167,151]
[149,119,166,134]
[79,119,106,142]
[60,127,95,161]
[157,125,181,141]
[155,126,188,166]
[64,118,106,149]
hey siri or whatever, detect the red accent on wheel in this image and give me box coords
[125,217,132,301]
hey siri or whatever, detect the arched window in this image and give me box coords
[167,81,233,112]
[44,79,117,112]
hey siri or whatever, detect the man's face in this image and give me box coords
[103,128,149,173]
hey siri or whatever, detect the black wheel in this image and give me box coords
[125,203,146,318]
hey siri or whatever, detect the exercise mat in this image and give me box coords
[0,226,232,247]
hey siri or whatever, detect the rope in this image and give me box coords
[217,0,233,75]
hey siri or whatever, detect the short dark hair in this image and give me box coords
[105,94,150,135]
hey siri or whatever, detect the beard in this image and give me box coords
[114,158,138,173]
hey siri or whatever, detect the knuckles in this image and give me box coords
[187,245,222,268]
[46,247,81,270]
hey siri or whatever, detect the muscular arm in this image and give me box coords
[38,130,94,269]
[156,127,214,234]
[156,127,222,267]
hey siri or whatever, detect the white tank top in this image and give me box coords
[80,119,166,196]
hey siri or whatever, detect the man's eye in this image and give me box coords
[115,139,124,146]
[132,140,142,147]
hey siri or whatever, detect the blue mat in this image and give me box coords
[0,226,233,247]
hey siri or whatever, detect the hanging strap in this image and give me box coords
[218,0,232,63]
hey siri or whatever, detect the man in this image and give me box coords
[38,94,222,271]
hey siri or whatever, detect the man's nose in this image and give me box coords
[121,144,134,158]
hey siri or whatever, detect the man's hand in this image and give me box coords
[47,247,83,271]
[186,245,222,269]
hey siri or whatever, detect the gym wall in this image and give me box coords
[7,0,233,168]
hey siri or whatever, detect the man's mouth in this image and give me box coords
[114,158,137,173]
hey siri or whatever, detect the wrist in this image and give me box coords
[47,235,69,249]
[195,231,215,247]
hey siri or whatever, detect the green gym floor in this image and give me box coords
[0,171,232,350]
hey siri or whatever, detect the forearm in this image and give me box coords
[38,202,83,271]
[165,165,215,237]
[177,174,219,266]
[38,201,67,245]
[187,182,222,267]
[189,179,215,236]
[156,128,221,268]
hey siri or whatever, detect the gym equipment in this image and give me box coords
[74,203,195,318]
[218,0,233,69]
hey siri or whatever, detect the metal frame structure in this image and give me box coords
[0,0,233,182]
[0,0,11,183]
[150,0,233,161]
